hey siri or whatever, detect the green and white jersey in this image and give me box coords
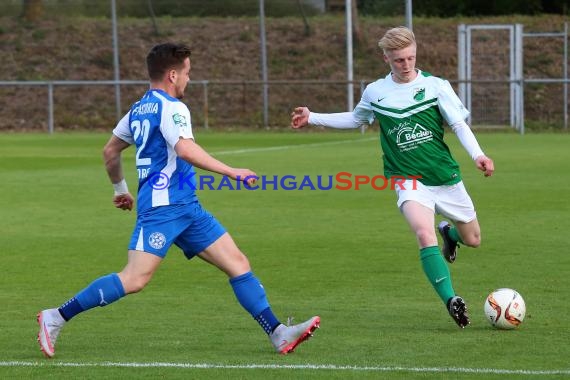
[353,70,469,186]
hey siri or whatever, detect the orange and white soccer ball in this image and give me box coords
[484,288,526,329]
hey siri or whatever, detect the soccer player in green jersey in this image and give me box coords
[291,26,494,328]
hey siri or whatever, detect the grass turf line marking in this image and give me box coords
[211,137,377,156]
[1,361,569,375]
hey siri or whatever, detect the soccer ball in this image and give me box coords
[484,288,526,329]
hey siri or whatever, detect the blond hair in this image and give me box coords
[378,26,416,52]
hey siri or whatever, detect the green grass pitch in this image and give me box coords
[0,130,569,379]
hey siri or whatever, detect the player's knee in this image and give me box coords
[463,233,481,248]
[128,281,147,294]
[416,229,437,247]
[229,252,251,275]
[121,274,151,294]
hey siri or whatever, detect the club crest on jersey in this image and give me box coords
[413,87,425,102]
[149,232,166,250]
[173,113,187,127]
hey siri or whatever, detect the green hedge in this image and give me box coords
[2,0,320,18]
[359,0,568,16]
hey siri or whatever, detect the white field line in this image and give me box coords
[1,361,569,375]
[211,137,377,156]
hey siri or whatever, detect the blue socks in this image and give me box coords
[58,273,125,321]
[230,271,280,334]
[58,271,280,336]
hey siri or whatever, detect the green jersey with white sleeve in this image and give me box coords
[353,70,470,186]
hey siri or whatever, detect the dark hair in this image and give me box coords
[146,43,192,81]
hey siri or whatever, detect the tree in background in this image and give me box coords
[542,0,569,14]
[358,0,569,16]
[11,0,570,20]
[351,0,363,46]
[22,0,43,22]
[461,0,543,16]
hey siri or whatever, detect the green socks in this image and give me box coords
[420,246,455,304]
[448,225,464,244]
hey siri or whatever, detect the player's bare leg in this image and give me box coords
[117,250,163,294]
[454,219,481,248]
[400,201,438,247]
[439,219,481,263]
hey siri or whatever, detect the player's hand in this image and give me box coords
[113,193,134,211]
[291,107,310,129]
[231,168,258,187]
[475,155,494,177]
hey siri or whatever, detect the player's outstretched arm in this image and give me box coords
[103,135,134,210]
[175,138,257,186]
[291,107,310,129]
[292,106,360,130]
[450,120,494,177]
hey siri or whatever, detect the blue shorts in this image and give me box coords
[128,202,226,259]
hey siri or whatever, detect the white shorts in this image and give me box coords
[395,180,476,223]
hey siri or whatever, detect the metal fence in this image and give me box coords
[2,77,569,133]
[458,23,569,134]
[0,79,370,133]
[1,4,568,132]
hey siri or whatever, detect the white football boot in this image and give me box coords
[37,309,66,358]
[270,316,320,354]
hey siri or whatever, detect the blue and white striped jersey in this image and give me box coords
[113,89,197,213]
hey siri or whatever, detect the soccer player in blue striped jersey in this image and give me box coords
[291,27,495,328]
[37,43,319,358]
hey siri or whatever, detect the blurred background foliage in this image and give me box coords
[5,0,570,20]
